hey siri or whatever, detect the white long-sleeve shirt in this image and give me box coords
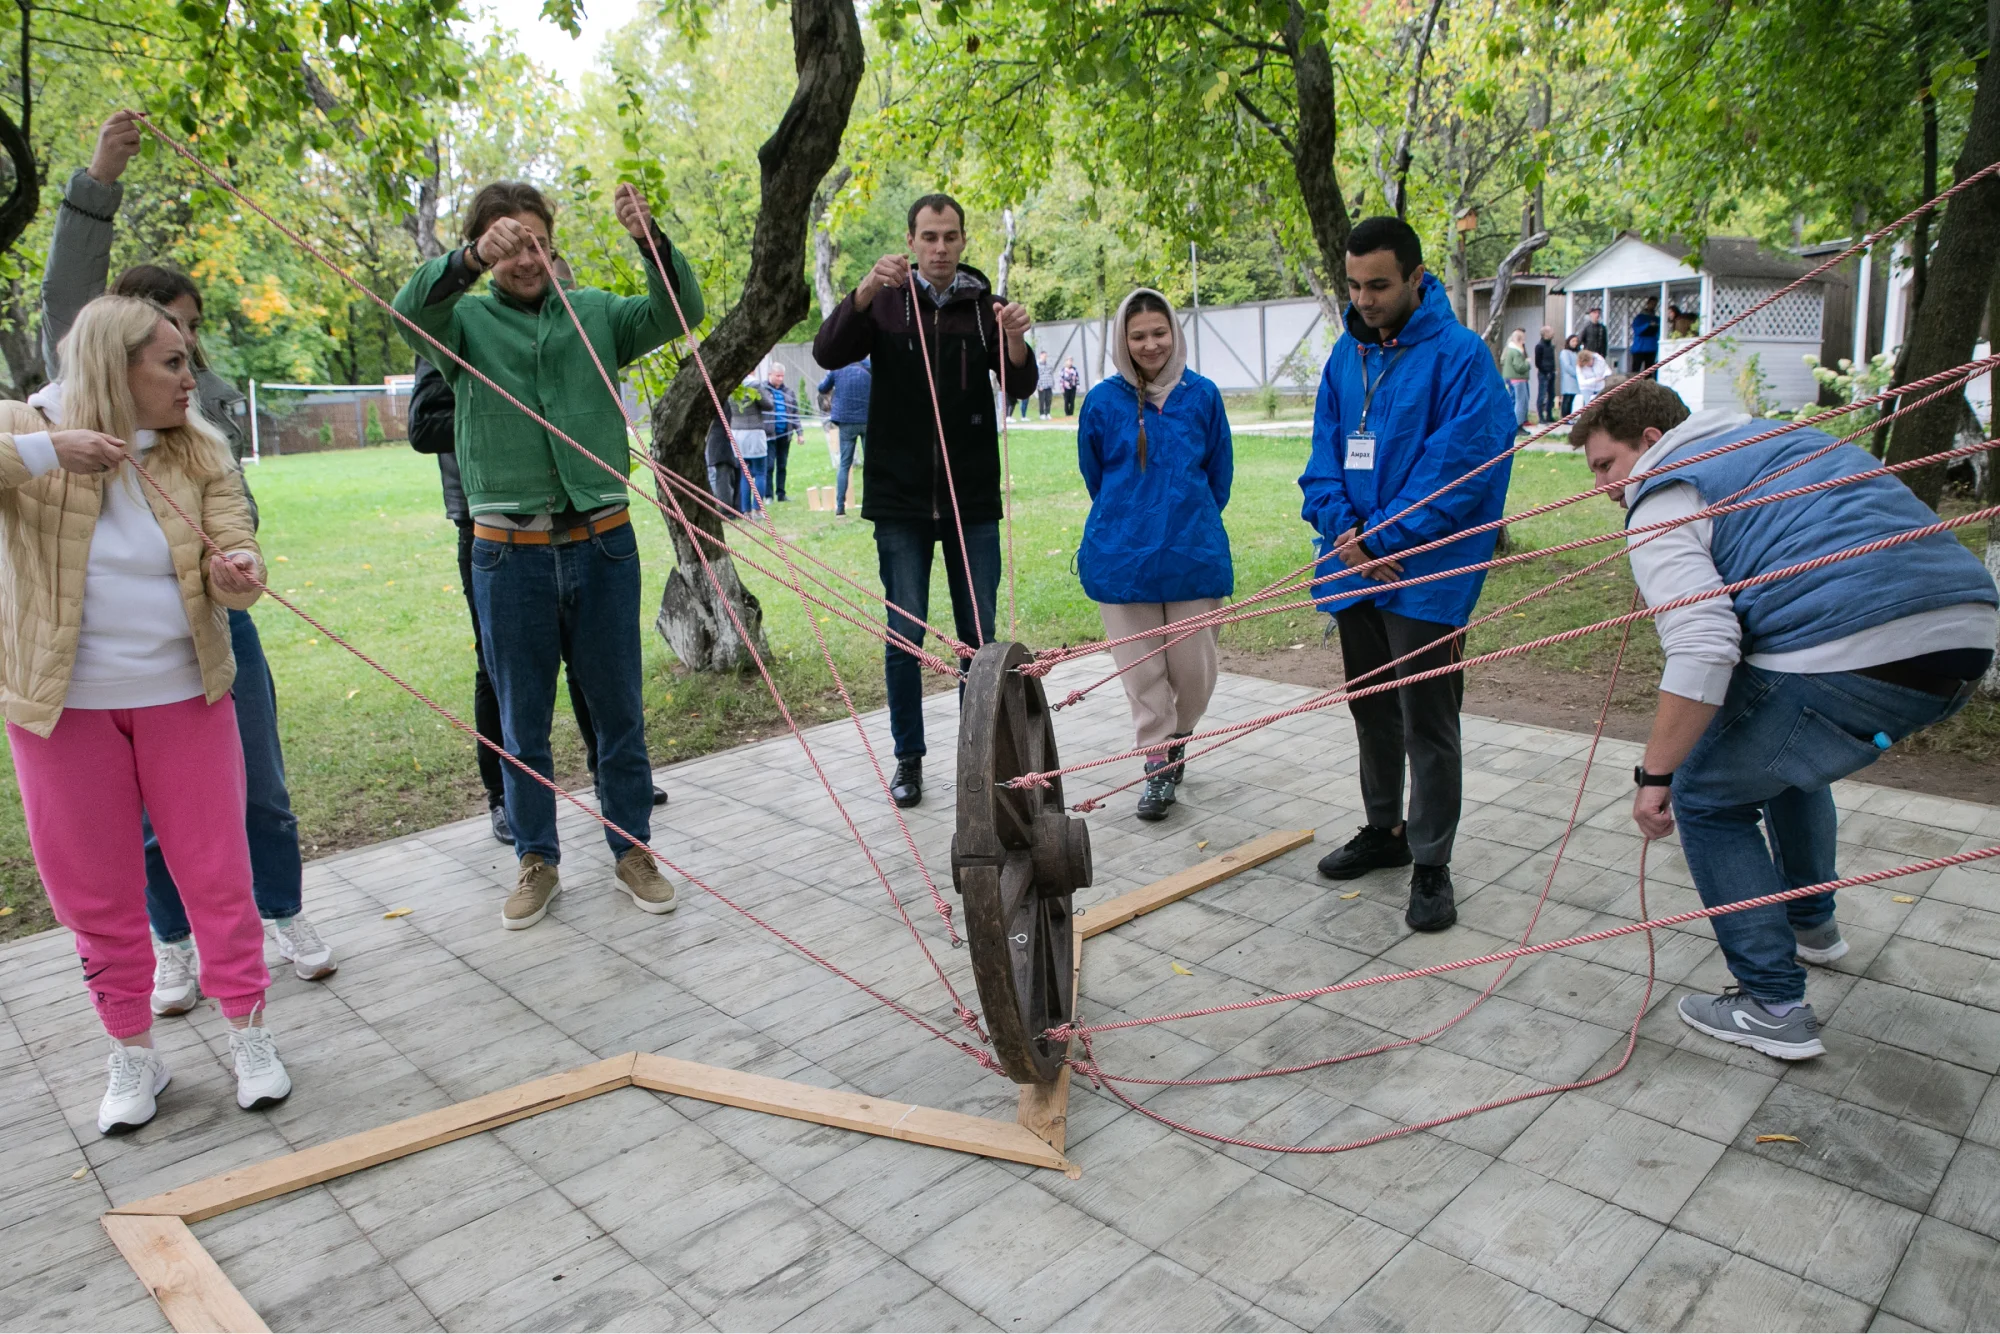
[1624,411,1997,704]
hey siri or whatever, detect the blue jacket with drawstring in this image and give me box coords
[1077,369,1234,604]
[1299,273,1517,627]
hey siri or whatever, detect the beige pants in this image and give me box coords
[1098,598,1223,758]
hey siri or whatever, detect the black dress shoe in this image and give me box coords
[1405,863,1457,932]
[890,757,923,808]
[489,804,514,845]
[652,785,669,807]
[1316,824,1412,880]
[1135,767,1178,822]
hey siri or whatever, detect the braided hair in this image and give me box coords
[1124,290,1173,470]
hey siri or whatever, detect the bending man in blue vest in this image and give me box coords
[1300,217,1517,933]
[1573,380,1996,1060]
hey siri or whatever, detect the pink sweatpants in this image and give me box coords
[9,695,268,1038]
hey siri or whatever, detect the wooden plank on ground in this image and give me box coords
[1078,829,1315,938]
[109,1054,636,1223]
[102,1214,268,1333]
[631,1053,1071,1172]
[1017,929,1084,1154]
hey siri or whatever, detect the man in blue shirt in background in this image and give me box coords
[818,357,871,516]
[1629,296,1661,373]
[1299,217,1517,932]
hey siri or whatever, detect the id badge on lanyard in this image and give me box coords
[1347,347,1405,472]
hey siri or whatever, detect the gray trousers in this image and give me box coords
[1336,603,1465,866]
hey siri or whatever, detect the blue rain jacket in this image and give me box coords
[1299,273,1517,627]
[1077,369,1234,604]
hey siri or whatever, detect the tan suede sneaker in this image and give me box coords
[615,848,677,914]
[503,854,561,931]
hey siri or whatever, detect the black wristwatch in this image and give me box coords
[1634,766,1674,788]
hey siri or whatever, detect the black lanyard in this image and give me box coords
[1358,347,1406,433]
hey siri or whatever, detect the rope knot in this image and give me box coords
[1017,658,1055,678]
[1071,798,1101,813]
[1053,690,1085,711]
[1006,772,1054,791]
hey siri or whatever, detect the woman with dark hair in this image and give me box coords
[41,110,333,1011]
[1076,288,1233,822]
[1559,334,1581,419]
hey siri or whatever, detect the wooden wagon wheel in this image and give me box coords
[951,641,1092,1085]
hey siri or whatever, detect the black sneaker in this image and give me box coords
[652,785,669,807]
[1405,863,1456,932]
[890,757,923,808]
[489,804,513,846]
[1316,824,1413,880]
[1135,767,1178,822]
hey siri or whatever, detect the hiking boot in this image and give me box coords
[269,914,337,981]
[229,1012,292,1110]
[891,757,923,808]
[1405,863,1457,932]
[1793,920,1850,966]
[615,847,677,914]
[503,854,561,931]
[489,803,513,845]
[1165,732,1192,782]
[1135,766,1178,822]
[98,1041,170,1136]
[151,936,199,1016]
[1317,824,1413,881]
[1677,989,1825,1060]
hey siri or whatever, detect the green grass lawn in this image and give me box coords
[3,427,1991,939]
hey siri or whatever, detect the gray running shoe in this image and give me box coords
[1793,920,1850,965]
[1677,989,1825,1060]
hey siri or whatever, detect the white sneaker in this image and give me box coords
[229,1017,292,1111]
[269,915,337,981]
[150,937,200,1016]
[98,1042,170,1135]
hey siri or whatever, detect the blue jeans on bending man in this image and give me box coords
[471,521,653,867]
[834,423,863,514]
[876,518,1001,767]
[1674,664,1975,1004]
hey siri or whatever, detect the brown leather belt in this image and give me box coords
[472,509,631,546]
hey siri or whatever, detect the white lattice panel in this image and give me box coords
[1711,283,1824,341]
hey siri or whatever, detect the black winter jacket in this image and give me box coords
[811,263,1037,524]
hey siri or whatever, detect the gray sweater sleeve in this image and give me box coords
[41,170,123,376]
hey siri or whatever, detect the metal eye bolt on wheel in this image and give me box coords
[950,641,1093,1085]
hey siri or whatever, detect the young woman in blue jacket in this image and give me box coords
[1077,289,1234,821]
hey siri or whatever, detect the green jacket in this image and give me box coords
[391,235,704,516]
[1500,344,1532,379]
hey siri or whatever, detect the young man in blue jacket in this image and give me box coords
[1299,217,1517,931]
[1575,381,1995,1059]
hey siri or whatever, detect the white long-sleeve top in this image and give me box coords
[16,390,209,710]
[1624,410,1997,704]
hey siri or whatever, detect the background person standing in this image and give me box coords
[817,357,870,517]
[1630,296,1661,372]
[1533,324,1558,424]
[1036,351,1055,419]
[1578,305,1609,359]
[1559,334,1581,418]
[1059,357,1080,416]
[1077,289,1233,823]
[760,364,797,502]
[1501,329,1532,432]
[1298,216,1516,932]
[811,192,1036,808]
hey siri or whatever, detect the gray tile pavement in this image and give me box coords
[1,657,1995,1331]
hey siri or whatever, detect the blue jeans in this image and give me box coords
[1508,379,1530,426]
[1673,664,1975,1003]
[875,518,1001,760]
[471,521,651,864]
[737,456,770,514]
[835,423,863,512]
[146,609,302,941]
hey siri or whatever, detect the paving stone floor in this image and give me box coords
[4,657,1999,1332]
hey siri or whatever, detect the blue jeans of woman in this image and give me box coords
[1672,664,1974,1004]
[874,518,1000,760]
[471,520,652,864]
[146,609,302,940]
[1507,378,1530,426]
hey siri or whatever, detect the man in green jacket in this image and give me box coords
[393,179,703,932]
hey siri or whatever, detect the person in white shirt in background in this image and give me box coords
[1573,379,1996,1061]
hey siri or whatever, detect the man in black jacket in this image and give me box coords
[1578,306,1609,359]
[1533,324,1558,424]
[409,358,665,838]
[812,192,1036,806]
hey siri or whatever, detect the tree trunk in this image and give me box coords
[810,163,850,318]
[1481,230,1551,350]
[0,3,38,259]
[1282,0,1351,297]
[995,206,1017,299]
[1884,24,2000,508]
[1390,0,1446,219]
[649,0,864,672]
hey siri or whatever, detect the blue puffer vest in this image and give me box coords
[1625,421,1997,655]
